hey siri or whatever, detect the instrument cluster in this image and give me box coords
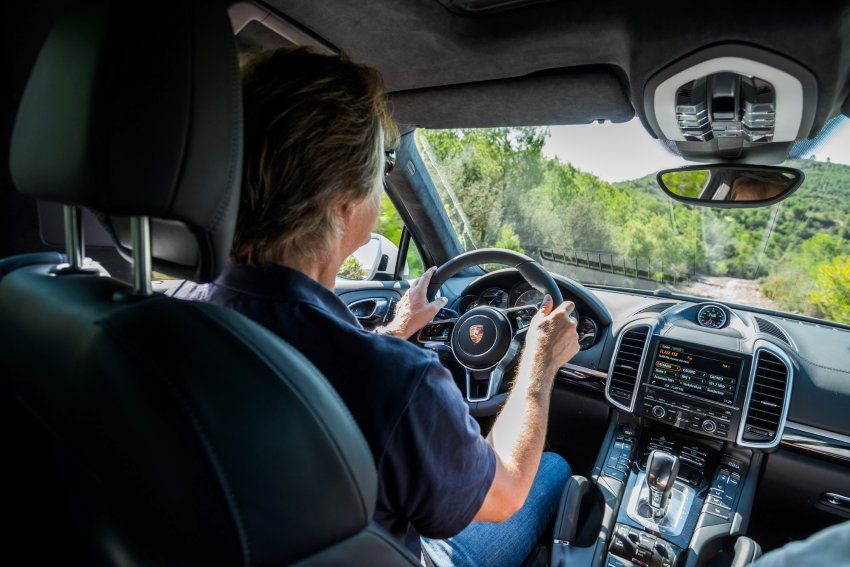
[457,282,599,350]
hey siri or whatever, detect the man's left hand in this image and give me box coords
[378,267,447,340]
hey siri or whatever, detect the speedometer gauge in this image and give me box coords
[515,288,545,308]
[478,287,509,309]
[697,304,728,328]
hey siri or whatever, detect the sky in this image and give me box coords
[542,117,850,182]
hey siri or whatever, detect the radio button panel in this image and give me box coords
[641,386,738,441]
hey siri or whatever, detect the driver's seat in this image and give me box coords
[0,0,416,564]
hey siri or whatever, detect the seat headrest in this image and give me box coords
[10,0,243,282]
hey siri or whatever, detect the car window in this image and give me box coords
[416,119,850,325]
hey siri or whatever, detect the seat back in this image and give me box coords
[2,1,417,564]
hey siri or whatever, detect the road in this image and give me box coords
[673,276,785,311]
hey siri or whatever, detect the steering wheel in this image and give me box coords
[423,249,565,416]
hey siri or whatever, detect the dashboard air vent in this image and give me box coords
[740,348,791,447]
[606,324,651,411]
[753,316,790,345]
[636,302,676,314]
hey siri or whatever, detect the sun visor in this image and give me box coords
[390,67,634,128]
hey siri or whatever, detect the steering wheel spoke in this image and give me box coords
[501,305,538,332]
[464,336,521,403]
[416,318,456,343]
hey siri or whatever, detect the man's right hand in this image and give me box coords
[523,295,580,377]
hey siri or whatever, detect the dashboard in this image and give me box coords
[427,266,850,448]
[456,281,600,350]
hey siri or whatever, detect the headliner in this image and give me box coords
[235,0,850,160]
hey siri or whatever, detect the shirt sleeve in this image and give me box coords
[378,360,496,539]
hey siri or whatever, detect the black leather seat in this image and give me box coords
[1,1,417,564]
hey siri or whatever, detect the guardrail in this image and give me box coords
[531,247,696,285]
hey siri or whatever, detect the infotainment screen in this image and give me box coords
[649,342,742,405]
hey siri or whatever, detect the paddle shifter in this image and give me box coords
[645,450,680,518]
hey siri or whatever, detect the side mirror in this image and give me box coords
[656,164,803,208]
[337,234,407,281]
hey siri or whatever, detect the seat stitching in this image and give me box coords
[205,18,242,233]
[794,353,850,375]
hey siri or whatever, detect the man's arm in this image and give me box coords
[473,295,579,522]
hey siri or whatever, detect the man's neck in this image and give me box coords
[279,250,343,291]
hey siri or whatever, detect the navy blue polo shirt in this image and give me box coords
[176,264,496,554]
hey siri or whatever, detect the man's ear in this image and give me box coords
[338,200,354,226]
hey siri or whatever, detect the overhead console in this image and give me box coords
[643,44,818,163]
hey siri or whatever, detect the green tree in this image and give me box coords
[811,256,850,323]
[493,225,524,253]
[337,255,365,280]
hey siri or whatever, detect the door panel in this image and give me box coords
[335,279,408,330]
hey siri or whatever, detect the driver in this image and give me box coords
[178,46,580,565]
[730,175,786,201]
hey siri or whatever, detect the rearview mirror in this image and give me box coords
[656,164,803,207]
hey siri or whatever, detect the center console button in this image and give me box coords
[704,503,732,520]
[652,405,666,418]
[702,419,717,433]
[707,494,731,509]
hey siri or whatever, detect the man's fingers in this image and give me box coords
[553,300,576,319]
[424,297,447,320]
[419,266,436,286]
[412,266,437,293]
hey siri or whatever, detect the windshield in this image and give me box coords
[416,119,850,325]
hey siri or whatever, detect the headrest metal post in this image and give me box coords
[130,216,153,296]
[63,205,84,270]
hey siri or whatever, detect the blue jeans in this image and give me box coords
[422,452,571,567]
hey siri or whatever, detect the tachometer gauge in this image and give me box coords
[478,287,509,309]
[577,317,598,350]
[697,304,728,328]
[457,295,478,314]
[515,288,545,308]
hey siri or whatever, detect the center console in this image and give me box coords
[552,418,761,567]
[606,423,753,567]
[549,309,794,567]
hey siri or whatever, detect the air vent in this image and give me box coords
[635,302,676,315]
[739,346,792,448]
[753,316,790,345]
[606,324,652,411]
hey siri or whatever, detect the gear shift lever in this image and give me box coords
[645,450,679,518]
